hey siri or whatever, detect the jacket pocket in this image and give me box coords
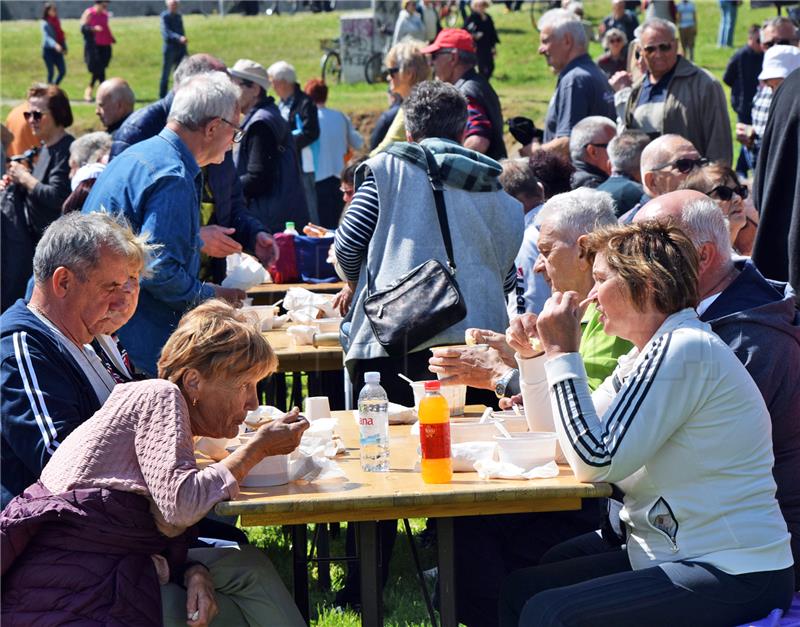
[647,496,679,553]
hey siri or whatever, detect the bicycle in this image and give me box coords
[320,38,342,84]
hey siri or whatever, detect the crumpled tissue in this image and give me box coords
[286,324,317,345]
[284,287,337,321]
[474,459,560,480]
[221,253,268,290]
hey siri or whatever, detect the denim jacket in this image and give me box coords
[83,128,214,375]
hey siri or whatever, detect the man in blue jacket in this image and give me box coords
[1,213,144,508]
[112,53,276,284]
[84,72,246,375]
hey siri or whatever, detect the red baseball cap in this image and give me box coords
[420,29,476,55]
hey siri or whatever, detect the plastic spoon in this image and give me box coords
[494,420,513,439]
[397,373,415,385]
[479,407,494,424]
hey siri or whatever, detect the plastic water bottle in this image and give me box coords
[358,372,390,472]
[418,380,452,484]
[283,221,298,235]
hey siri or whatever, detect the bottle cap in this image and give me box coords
[285,221,295,230]
[424,380,440,391]
[364,371,381,383]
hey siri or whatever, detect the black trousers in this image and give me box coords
[500,535,795,627]
[315,176,345,230]
[88,45,112,86]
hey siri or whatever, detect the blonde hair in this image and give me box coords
[584,222,699,314]
[386,40,431,86]
[158,300,278,383]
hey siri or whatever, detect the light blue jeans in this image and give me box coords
[718,0,738,47]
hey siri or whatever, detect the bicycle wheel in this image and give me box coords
[364,52,385,84]
[321,51,342,84]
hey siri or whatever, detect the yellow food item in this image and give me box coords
[529,337,543,353]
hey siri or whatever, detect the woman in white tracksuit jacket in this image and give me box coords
[499,222,795,627]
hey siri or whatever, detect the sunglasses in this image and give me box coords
[643,42,673,54]
[219,117,244,143]
[709,184,748,201]
[608,37,623,43]
[384,66,401,78]
[762,38,796,49]
[23,110,45,121]
[653,157,708,174]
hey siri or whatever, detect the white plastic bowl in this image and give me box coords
[411,380,466,416]
[228,443,290,488]
[450,420,504,444]
[490,410,529,433]
[315,317,343,333]
[242,305,277,331]
[494,432,558,468]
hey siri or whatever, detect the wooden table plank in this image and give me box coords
[247,281,345,305]
[262,329,344,374]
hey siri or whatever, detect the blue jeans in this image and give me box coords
[718,0,738,47]
[159,45,186,98]
[42,48,66,84]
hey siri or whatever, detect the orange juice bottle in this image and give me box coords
[418,380,452,484]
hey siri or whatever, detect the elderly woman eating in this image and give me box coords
[499,222,794,626]
[1,300,308,626]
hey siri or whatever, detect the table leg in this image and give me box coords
[437,517,457,627]
[356,520,383,626]
[291,524,310,623]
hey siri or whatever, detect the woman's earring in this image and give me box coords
[192,397,198,407]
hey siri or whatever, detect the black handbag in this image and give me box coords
[362,146,467,356]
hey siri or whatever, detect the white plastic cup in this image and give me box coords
[304,396,331,421]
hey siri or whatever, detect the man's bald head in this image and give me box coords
[635,189,709,223]
[640,134,701,198]
[95,78,135,129]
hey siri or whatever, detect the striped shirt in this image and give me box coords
[334,172,516,293]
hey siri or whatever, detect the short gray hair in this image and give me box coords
[404,80,467,142]
[539,188,618,242]
[33,212,158,284]
[173,53,226,88]
[169,71,240,130]
[761,16,798,40]
[569,116,616,162]
[538,8,587,48]
[499,158,543,201]
[608,130,651,177]
[602,27,628,49]
[267,61,297,85]
[69,131,112,169]
[637,17,678,40]
[680,198,733,262]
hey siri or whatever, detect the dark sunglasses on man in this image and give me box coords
[643,42,673,54]
[653,157,709,174]
[761,38,797,49]
[23,111,45,121]
[709,184,748,202]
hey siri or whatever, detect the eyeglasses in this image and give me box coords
[23,110,45,121]
[642,42,673,54]
[339,186,355,196]
[219,117,244,143]
[608,37,623,44]
[653,157,708,174]
[761,38,797,49]
[709,184,748,201]
[384,66,401,80]
[586,142,609,149]
[431,49,456,60]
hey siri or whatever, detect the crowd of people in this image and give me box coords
[1,0,799,625]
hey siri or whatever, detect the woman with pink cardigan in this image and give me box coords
[2,300,309,626]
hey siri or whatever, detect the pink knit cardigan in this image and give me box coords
[40,379,239,537]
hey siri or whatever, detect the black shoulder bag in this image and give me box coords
[362,146,467,356]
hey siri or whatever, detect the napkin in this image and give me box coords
[284,287,336,319]
[286,324,317,345]
[288,448,346,482]
[474,459,560,480]
[221,253,269,290]
[451,442,497,472]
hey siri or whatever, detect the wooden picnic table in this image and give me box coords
[247,281,345,305]
[216,409,611,626]
[263,329,344,374]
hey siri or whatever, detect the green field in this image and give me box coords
[0,3,786,624]
[1,2,782,145]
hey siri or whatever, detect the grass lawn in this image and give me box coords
[1,2,782,144]
[0,3,786,624]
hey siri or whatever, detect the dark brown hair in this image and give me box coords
[585,221,699,314]
[678,161,740,196]
[27,83,73,128]
[42,2,56,19]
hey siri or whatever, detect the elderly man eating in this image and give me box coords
[1,212,151,508]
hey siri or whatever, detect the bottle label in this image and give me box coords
[420,422,451,460]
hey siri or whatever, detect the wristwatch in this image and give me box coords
[494,368,516,399]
